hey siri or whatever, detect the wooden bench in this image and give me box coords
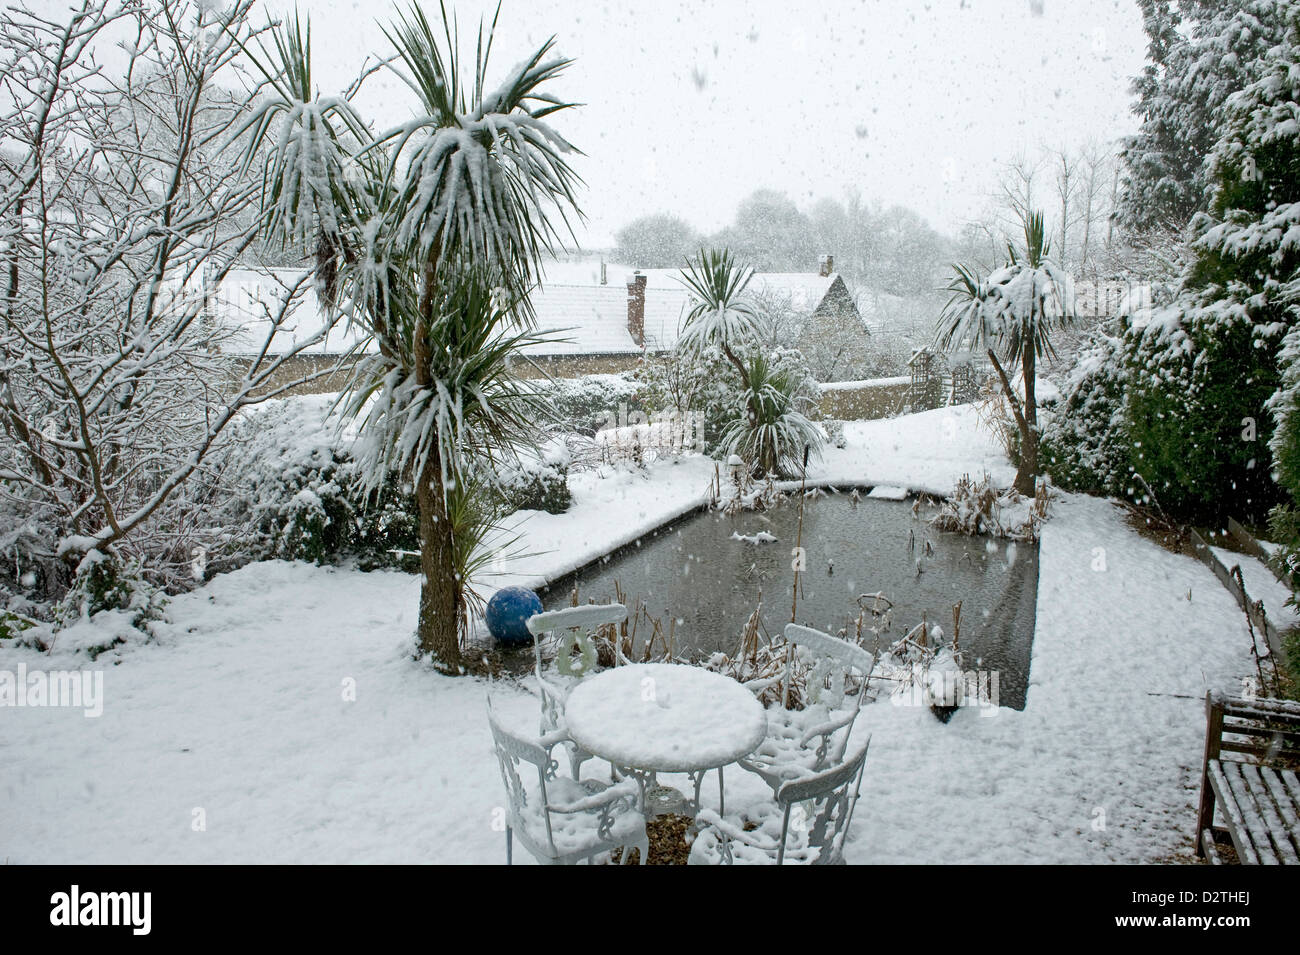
[1195,692,1300,864]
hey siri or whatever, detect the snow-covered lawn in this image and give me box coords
[0,407,1256,863]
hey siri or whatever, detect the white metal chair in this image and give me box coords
[739,624,875,795]
[486,696,648,865]
[525,603,629,778]
[689,734,871,865]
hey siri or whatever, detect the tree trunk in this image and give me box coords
[1017,345,1038,497]
[412,240,461,671]
[987,348,1037,497]
[416,444,462,672]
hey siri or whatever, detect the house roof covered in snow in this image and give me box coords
[522,282,690,355]
[212,262,849,359]
[213,268,373,357]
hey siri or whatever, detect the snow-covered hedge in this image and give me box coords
[1039,334,1133,497]
[535,372,646,434]
[211,396,419,572]
[493,448,572,514]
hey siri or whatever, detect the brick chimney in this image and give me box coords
[818,254,834,277]
[626,271,646,347]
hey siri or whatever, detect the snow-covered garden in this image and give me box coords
[2,399,1291,864]
[4,0,1300,870]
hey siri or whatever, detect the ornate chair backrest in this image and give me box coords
[527,603,630,674]
[486,697,560,855]
[781,624,875,710]
[773,734,871,865]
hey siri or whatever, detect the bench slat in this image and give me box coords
[1209,761,1262,865]
[1221,761,1280,864]
[1260,767,1300,848]
[1222,697,1300,719]
[1280,769,1300,818]
[1216,727,1300,758]
[1241,764,1300,865]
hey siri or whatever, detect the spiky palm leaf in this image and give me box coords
[228,11,370,250]
[934,210,1075,367]
[722,353,823,478]
[378,1,582,313]
[676,248,766,354]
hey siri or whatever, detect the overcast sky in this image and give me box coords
[287,0,1147,248]
[45,0,1150,248]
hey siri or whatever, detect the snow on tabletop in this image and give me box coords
[563,664,766,773]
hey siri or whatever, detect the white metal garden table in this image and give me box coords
[563,662,767,817]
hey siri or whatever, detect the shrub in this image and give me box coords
[53,552,168,633]
[495,458,572,514]
[635,346,740,458]
[212,396,420,571]
[1124,306,1282,519]
[538,373,646,434]
[1040,334,1133,496]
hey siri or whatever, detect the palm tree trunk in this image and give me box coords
[414,240,461,671]
[986,348,1036,496]
[1018,345,1038,496]
[416,444,462,671]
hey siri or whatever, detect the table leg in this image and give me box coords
[718,764,725,816]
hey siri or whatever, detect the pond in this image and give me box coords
[540,492,1039,709]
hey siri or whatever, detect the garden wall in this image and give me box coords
[819,377,909,420]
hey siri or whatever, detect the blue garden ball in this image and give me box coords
[486,586,543,645]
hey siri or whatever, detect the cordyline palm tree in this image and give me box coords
[677,249,821,477]
[233,3,581,671]
[935,210,1075,496]
[723,353,823,478]
[677,248,766,380]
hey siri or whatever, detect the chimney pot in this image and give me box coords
[818,254,834,277]
[626,271,647,348]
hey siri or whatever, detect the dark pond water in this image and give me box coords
[540,493,1039,709]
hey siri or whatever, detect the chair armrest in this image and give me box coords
[797,707,858,747]
[538,727,572,750]
[547,778,640,814]
[695,809,781,852]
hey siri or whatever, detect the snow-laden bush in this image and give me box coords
[493,445,573,514]
[636,346,740,458]
[52,552,167,627]
[536,373,646,435]
[1040,334,1133,496]
[15,552,174,657]
[211,397,419,571]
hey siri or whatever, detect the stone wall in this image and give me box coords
[819,380,909,420]
[506,353,645,379]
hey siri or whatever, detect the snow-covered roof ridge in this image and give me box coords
[523,281,689,355]
[211,262,841,358]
